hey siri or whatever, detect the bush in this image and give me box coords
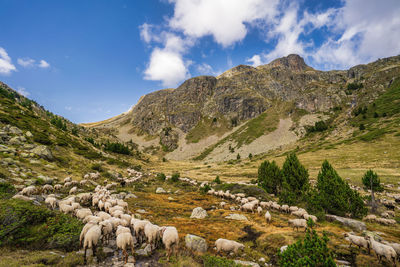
[156,173,166,181]
[279,153,309,205]
[33,131,52,145]
[307,120,328,133]
[359,124,365,130]
[0,182,16,199]
[199,184,211,194]
[91,163,103,172]
[257,160,283,196]
[236,153,241,160]
[103,141,131,155]
[213,176,221,184]
[279,220,336,266]
[248,153,253,160]
[170,173,180,182]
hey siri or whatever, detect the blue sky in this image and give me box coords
[1,0,399,123]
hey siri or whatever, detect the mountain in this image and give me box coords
[83,54,400,162]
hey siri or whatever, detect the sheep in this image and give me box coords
[69,186,77,195]
[260,201,268,209]
[83,224,102,265]
[365,235,397,265]
[247,197,257,201]
[59,204,74,214]
[376,218,397,226]
[271,202,281,211]
[292,209,307,218]
[21,186,36,196]
[215,238,245,255]
[265,211,271,223]
[220,202,227,209]
[117,199,128,210]
[75,208,93,220]
[80,221,97,247]
[45,196,58,209]
[116,232,136,264]
[42,184,54,193]
[160,226,179,261]
[133,219,150,244]
[289,206,299,213]
[382,241,400,261]
[241,202,255,213]
[303,214,317,223]
[257,206,263,215]
[71,202,81,210]
[96,211,111,221]
[99,220,113,244]
[344,233,370,253]
[83,215,102,224]
[116,225,131,236]
[144,222,161,249]
[64,182,72,188]
[288,219,307,232]
[280,205,290,213]
[54,184,62,191]
[364,214,377,222]
[64,176,72,183]
[77,193,92,204]
[280,245,288,253]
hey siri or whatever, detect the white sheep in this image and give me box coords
[75,208,93,220]
[83,224,102,265]
[45,196,57,209]
[80,221,97,247]
[116,232,136,264]
[99,220,113,244]
[59,204,74,214]
[363,214,377,222]
[382,241,400,261]
[116,225,131,236]
[54,184,62,191]
[265,211,271,223]
[83,215,102,224]
[42,184,54,193]
[71,202,81,210]
[257,206,263,215]
[344,233,370,253]
[133,219,150,244]
[365,235,397,265]
[215,238,245,255]
[144,222,161,249]
[96,211,111,221]
[21,186,36,196]
[160,226,179,261]
[280,205,290,213]
[220,202,227,209]
[303,214,317,223]
[69,186,77,195]
[241,202,255,213]
[64,176,72,183]
[288,219,307,232]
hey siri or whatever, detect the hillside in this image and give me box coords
[85,54,400,163]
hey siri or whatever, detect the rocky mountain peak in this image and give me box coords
[268,54,308,72]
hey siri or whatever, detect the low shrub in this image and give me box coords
[170,172,180,183]
[202,255,243,267]
[0,182,16,199]
[156,173,166,181]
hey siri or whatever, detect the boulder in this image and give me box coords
[326,215,366,231]
[156,187,167,194]
[31,145,54,161]
[234,260,260,267]
[9,126,22,135]
[185,234,208,253]
[225,213,248,221]
[8,136,22,145]
[190,207,208,219]
[25,131,33,138]
[362,230,382,241]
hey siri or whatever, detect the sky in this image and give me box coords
[1,0,400,123]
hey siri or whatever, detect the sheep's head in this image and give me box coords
[343,233,349,238]
[238,244,245,251]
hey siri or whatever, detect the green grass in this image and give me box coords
[186,116,231,143]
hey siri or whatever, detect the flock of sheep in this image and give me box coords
[10,168,400,266]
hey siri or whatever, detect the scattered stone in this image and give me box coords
[225,213,248,221]
[136,209,147,214]
[29,159,41,164]
[102,247,114,257]
[326,215,366,231]
[190,207,208,219]
[44,164,57,170]
[156,187,166,194]
[8,136,22,145]
[25,131,33,138]
[185,234,208,253]
[31,145,54,161]
[167,197,175,201]
[234,260,260,267]
[259,258,265,263]
[125,193,137,199]
[9,126,22,135]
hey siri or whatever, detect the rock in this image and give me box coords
[156,187,167,194]
[259,258,265,263]
[0,144,11,152]
[8,136,21,145]
[190,207,208,219]
[225,213,248,221]
[185,234,208,253]
[125,193,137,199]
[336,260,351,266]
[234,260,260,267]
[9,126,22,135]
[167,197,175,201]
[25,131,33,138]
[44,164,57,170]
[29,159,42,164]
[326,215,366,232]
[362,231,382,241]
[31,145,54,161]
[136,209,147,214]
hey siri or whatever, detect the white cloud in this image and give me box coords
[17,87,29,97]
[196,63,218,76]
[169,0,280,47]
[38,60,50,68]
[17,58,35,67]
[144,47,190,87]
[246,55,262,67]
[0,47,17,75]
[312,0,400,69]
[144,34,192,86]
[139,23,157,43]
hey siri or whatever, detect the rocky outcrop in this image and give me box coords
[190,207,208,219]
[31,145,54,161]
[326,215,366,232]
[185,234,208,253]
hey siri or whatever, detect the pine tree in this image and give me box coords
[257,160,282,195]
[362,170,383,213]
[280,153,309,204]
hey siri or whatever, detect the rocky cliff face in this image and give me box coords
[89,54,400,154]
